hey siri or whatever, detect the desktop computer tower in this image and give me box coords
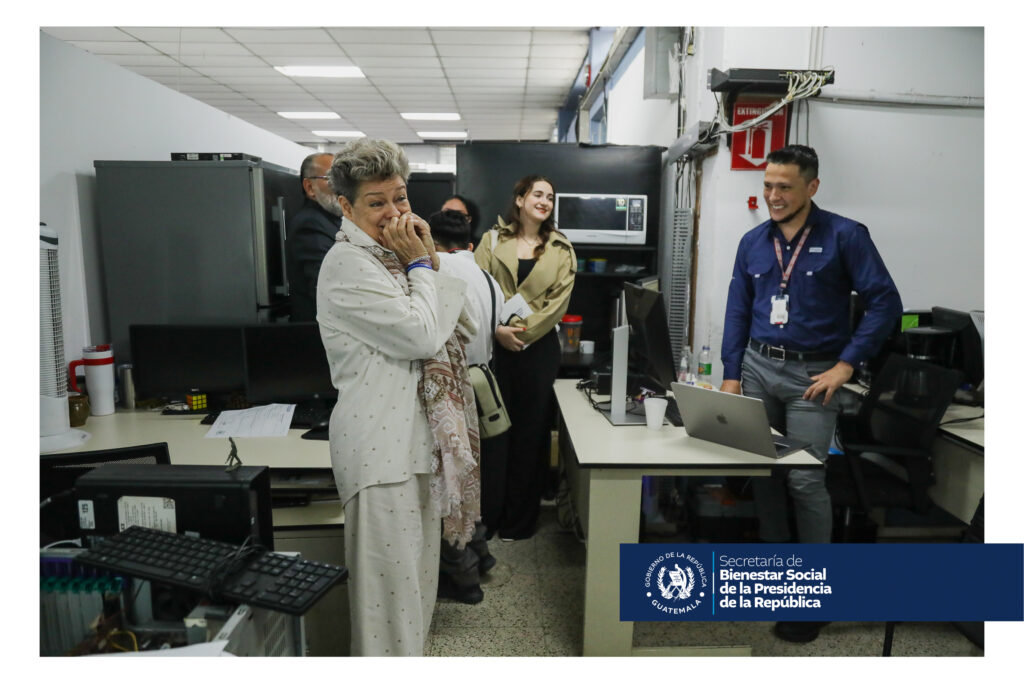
[73,464,274,550]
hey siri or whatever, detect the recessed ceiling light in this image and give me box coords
[417,131,468,139]
[274,66,365,78]
[312,130,365,138]
[401,113,461,121]
[278,112,340,120]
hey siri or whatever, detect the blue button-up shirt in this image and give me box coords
[722,203,903,380]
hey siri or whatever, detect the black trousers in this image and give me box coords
[492,330,560,539]
[479,431,509,537]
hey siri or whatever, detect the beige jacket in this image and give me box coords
[474,217,578,345]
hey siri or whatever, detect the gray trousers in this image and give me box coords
[741,349,840,543]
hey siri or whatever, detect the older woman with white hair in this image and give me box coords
[317,138,480,656]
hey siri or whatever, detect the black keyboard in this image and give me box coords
[74,526,347,616]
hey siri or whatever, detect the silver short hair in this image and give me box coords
[329,138,410,203]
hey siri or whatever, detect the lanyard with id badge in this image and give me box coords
[770,227,811,325]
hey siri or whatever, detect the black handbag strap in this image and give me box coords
[481,267,497,336]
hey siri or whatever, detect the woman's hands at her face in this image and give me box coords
[408,214,439,270]
[381,212,436,269]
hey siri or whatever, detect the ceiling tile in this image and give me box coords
[326,28,433,44]
[441,57,529,70]
[361,67,446,79]
[436,44,530,58]
[342,43,438,57]
[247,45,349,60]
[67,40,161,55]
[42,27,135,41]
[430,29,532,45]
[119,27,236,42]
[352,56,442,69]
[223,28,334,43]
[147,42,255,57]
[101,54,183,67]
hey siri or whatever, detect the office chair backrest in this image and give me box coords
[859,355,963,449]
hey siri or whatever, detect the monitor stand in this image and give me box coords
[602,324,646,426]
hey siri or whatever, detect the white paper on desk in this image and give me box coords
[500,293,533,325]
[204,404,295,438]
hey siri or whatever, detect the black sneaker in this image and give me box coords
[773,621,829,643]
[437,573,484,605]
[478,553,497,575]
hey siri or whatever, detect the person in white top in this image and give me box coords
[317,138,480,656]
[431,208,505,604]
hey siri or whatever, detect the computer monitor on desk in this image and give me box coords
[623,282,678,395]
[931,307,984,405]
[598,283,682,426]
[130,324,246,404]
[243,323,336,405]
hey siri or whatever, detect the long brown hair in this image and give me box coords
[504,174,556,258]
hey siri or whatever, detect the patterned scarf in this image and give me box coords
[337,226,481,548]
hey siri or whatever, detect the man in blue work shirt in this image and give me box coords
[720,144,902,642]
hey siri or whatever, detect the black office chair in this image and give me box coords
[827,354,963,542]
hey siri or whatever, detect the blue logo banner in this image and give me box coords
[620,543,1023,622]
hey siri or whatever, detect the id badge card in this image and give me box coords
[770,294,789,325]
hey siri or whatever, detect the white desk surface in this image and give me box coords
[554,380,822,470]
[47,410,341,527]
[50,409,333,469]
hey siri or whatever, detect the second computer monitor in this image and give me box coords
[130,324,247,401]
[623,282,677,394]
[243,323,336,404]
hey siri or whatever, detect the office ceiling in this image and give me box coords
[41,26,592,148]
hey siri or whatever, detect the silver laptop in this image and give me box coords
[669,382,809,459]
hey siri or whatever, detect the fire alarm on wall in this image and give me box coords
[748,196,758,210]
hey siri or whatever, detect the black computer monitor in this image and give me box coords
[243,323,336,404]
[130,324,246,402]
[931,307,984,388]
[623,282,677,395]
[40,443,172,545]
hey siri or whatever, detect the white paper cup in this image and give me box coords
[644,397,668,430]
[580,340,595,354]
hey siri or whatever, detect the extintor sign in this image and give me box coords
[730,98,789,171]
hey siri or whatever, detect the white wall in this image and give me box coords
[40,32,314,360]
[604,40,678,148]
[603,27,984,385]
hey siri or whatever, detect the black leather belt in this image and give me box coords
[748,339,838,363]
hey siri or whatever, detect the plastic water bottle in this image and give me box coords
[697,344,713,389]
[677,345,696,385]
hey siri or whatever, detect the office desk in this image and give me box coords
[841,384,984,524]
[47,410,344,527]
[554,380,822,657]
[47,409,349,655]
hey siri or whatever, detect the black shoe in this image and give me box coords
[772,621,829,643]
[437,573,484,605]
[478,553,497,575]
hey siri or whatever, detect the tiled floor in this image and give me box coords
[425,506,983,657]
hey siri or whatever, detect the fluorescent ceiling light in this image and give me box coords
[278,112,340,120]
[401,113,461,121]
[275,66,365,78]
[312,130,365,138]
[417,131,468,139]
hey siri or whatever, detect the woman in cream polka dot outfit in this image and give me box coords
[317,138,481,656]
